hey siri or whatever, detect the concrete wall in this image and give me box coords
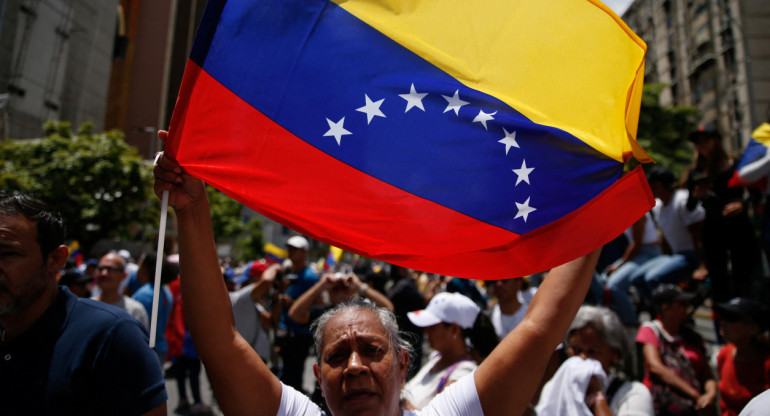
[2,0,117,139]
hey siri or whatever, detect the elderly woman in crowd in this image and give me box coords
[537,305,653,416]
[401,292,498,409]
[154,145,604,416]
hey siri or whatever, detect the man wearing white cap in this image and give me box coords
[402,292,498,410]
[278,235,319,393]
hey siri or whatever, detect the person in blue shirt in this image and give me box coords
[0,193,167,415]
[132,252,177,365]
[278,234,320,393]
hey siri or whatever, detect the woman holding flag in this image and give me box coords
[154,143,604,416]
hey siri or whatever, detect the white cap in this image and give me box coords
[408,292,480,329]
[286,235,309,250]
[117,249,132,262]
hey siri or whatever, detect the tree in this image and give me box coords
[206,185,264,261]
[0,121,157,251]
[633,83,699,179]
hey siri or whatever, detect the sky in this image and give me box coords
[603,0,634,15]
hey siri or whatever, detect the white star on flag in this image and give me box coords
[399,83,428,112]
[324,117,352,146]
[515,197,537,222]
[356,94,386,124]
[442,90,469,115]
[498,128,519,155]
[473,110,497,130]
[512,159,534,185]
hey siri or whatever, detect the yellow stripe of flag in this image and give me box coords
[334,0,649,163]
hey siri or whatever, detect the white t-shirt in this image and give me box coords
[490,302,527,339]
[739,388,770,415]
[402,353,478,409]
[94,295,149,329]
[652,190,705,253]
[608,377,654,416]
[229,284,271,360]
[537,367,653,416]
[278,369,482,416]
[622,212,660,245]
[490,288,535,339]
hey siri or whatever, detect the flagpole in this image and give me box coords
[149,190,169,348]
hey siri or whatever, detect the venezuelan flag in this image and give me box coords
[729,123,770,190]
[67,241,83,267]
[263,242,288,264]
[166,0,653,279]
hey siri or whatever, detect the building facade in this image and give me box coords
[0,0,118,139]
[105,0,207,159]
[623,0,770,152]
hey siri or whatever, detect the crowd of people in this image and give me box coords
[3,123,770,415]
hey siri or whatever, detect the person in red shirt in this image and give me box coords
[715,297,770,416]
[636,284,716,415]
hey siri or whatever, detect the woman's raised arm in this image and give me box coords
[474,249,601,416]
[153,135,282,416]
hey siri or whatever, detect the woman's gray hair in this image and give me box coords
[566,305,631,360]
[311,300,413,363]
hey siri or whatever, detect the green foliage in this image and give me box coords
[235,216,264,262]
[206,186,264,261]
[633,84,698,179]
[0,121,157,250]
[207,186,247,238]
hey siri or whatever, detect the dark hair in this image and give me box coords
[0,193,64,257]
[138,252,179,284]
[463,312,499,360]
[646,166,677,190]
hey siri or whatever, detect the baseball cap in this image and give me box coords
[408,292,481,329]
[249,259,269,278]
[117,249,132,262]
[687,127,721,143]
[715,297,768,329]
[286,235,309,250]
[652,284,696,305]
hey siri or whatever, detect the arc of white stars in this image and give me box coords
[512,159,534,186]
[514,197,537,222]
[399,83,428,113]
[324,117,352,146]
[356,94,386,124]
[473,110,497,130]
[498,128,519,155]
[442,90,468,116]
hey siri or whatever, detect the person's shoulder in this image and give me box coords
[73,296,133,319]
[717,343,734,361]
[635,322,658,344]
[122,295,145,310]
[740,389,770,415]
[451,360,478,378]
[131,283,154,301]
[66,296,147,338]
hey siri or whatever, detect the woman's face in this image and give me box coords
[492,278,522,302]
[719,314,759,344]
[313,308,407,416]
[567,326,619,373]
[662,299,691,323]
[424,322,460,353]
[694,136,718,157]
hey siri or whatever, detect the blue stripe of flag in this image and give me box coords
[190,0,622,234]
